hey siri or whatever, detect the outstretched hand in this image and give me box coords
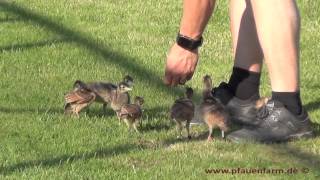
[163,43,199,86]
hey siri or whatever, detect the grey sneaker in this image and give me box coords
[212,82,260,126]
[227,100,314,143]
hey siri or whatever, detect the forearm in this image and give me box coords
[179,0,215,39]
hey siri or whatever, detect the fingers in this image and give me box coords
[164,71,184,86]
[186,73,193,81]
[179,79,187,85]
[185,61,195,81]
[164,67,194,86]
[164,60,181,86]
[179,74,188,85]
[171,76,181,86]
[165,73,191,86]
[163,43,198,87]
[163,69,172,86]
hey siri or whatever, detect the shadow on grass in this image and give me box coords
[0,105,117,118]
[305,98,320,113]
[0,1,181,98]
[0,38,68,52]
[270,144,320,175]
[312,122,320,136]
[162,126,232,147]
[0,106,62,115]
[141,122,171,132]
[0,105,168,122]
[84,107,115,118]
[304,98,320,135]
[0,143,145,176]
[140,106,172,132]
[0,17,21,23]
[162,131,209,146]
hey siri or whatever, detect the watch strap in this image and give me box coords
[176,33,203,51]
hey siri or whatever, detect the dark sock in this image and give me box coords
[228,67,261,100]
[272,91,302,115]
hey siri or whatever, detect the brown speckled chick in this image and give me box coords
[64,80,96,117]
[170,87,195,139]
[110,81,133,122]
[64,76,133,117]
[119,96,144,132]
[200,75,230,141]
[85,75,133,113]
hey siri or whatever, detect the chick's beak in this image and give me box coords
[124,87,132,91]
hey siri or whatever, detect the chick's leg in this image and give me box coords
[75,110,80,118]
[186,120,191,139]
[133,120,140,133]
[207,124,213,141]
[103,103,107,114]
[218,121,229,139]
[79,103,90,117]
[74,104,82,118]
[124,119,133,132]
[175,120,183,139]
[116,111,121,125]
[64,103,72,115]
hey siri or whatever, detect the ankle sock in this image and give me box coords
[228,67,261,100]
[272,91,302,115]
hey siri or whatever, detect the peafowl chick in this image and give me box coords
[200,75,230,141]
[64,76,133,117]
[109,81,133,122]
[170,87,195,139]
[119,96,144,132]
[64,81,96,117]
[85,75,133,113]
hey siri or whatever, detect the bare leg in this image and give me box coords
[230,0,263,72]
[250,0,300,92]
[225,0,308,143]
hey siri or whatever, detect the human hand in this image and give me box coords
[163,43,199,86]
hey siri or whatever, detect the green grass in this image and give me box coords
[0,0,319,179]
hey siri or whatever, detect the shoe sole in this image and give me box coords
[268,131,315,144]
[230,117,259,126]
[227,131,314,144]
[285,131,314,141]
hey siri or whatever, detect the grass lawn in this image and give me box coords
[0,0,319,179]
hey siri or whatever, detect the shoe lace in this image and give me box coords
[257,102,273,120]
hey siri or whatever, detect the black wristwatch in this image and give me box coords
[176,33,203,51]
